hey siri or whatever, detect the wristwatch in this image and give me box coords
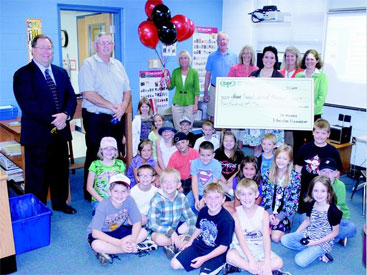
[63,111,71,121]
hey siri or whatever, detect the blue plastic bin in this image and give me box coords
[0,105,18,120]
[9,193,52,254]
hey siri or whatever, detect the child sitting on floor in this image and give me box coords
[147,168,196,259]
[87,174,147,266]
[130,165,158,225]
[281,176,342,267]
[224,178,288,275]
[171,183,235,275]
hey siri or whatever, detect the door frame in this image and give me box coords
[57,4,123,67]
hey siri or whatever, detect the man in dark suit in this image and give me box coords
[13,34,77,214]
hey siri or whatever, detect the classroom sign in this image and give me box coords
[214,77,314,130]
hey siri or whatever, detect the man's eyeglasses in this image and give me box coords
[34,47,53,51]
[97,41,113,46]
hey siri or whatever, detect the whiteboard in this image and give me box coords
[323,10,366,109]
[214,77,314,130]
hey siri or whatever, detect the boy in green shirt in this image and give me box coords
[318,157,357,246]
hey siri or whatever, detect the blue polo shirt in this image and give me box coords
[205,49,237,86]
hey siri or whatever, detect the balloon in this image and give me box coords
[152,4,171,27]
[179,18,195,41]
[158,22,177,45]
[145,0,163,20]
[138,21,159,49]
[171,14,190,42]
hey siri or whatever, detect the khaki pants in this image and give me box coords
[172,104,194,130]
[207,85,216,117]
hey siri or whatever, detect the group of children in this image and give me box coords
[86,110,357,274]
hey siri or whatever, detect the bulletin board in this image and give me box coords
[192,27,218,91]
[139,70,169,112]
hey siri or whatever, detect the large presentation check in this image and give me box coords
[214,77,314,130]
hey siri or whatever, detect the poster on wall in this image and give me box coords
[26,18,42,62]
[192,27,218,92]
[139,70,169,113]
[162,43,177,57]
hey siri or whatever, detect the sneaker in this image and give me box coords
[320,253,334,263]
[222,263,240,274]
[338,237,348,247]
[163,245,177,260]
[273,270,292,275]
[137,238,158,252]
[96,252,112,266]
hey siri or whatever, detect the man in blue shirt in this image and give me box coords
[203,32,237,121]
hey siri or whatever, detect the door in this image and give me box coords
[77,13,112,67]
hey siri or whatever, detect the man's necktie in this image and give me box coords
[45,69,60,112]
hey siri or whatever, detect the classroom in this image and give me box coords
[0,0,366,274]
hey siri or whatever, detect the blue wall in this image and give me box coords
[0,0,223,114]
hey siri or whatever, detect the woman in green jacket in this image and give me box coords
[164,50,200,130]
[294,49,329,155]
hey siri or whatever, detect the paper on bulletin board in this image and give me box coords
[139,70,169,113]
[26,18,42,62]
[214,77,314,131]
[192,27,218,92]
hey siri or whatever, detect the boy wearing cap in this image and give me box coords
[168,132,199,195]
[87,136,126,209]
[318,157,357,246]
[179,116,201,148]
[87,174,147,265]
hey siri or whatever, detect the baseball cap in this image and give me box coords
[100,136,117,149]
[158,121,177,135]
[109,174,131,188]
[179,116,192,125]
[174,132,188,143]
[319,157,338,171]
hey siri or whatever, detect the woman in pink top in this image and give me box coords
[279,46,304,78]
[228,45,258,77]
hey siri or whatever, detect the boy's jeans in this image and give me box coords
[281,232,325,267]
[186,191,202,215]
[335,218,357,241]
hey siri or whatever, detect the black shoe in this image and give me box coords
[163,245,177,260]
[96,252,112,266]
[53,205,77,214]
[320,253,334,263]
[338,237,348,247]
[273,270,292,275]
[222,263,240,274]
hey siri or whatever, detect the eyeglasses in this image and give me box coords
[34,47,53,51]
[138,174,154,178]
[97,41,113,46]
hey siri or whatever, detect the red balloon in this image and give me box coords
[138,21,159,49]
[145,0,163,20]
[171,14,190,42]
[180,18,195,41]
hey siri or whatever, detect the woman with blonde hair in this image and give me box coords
[228,45,258,77]
[163,50,200,130]
[280,46,304,78]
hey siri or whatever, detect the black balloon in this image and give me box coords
[152,4,171,27]
[158,22,177,45]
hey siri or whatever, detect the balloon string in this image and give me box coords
[154,46,164,68]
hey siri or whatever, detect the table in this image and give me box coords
[327,141,354,174]
[0,170,17,273]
